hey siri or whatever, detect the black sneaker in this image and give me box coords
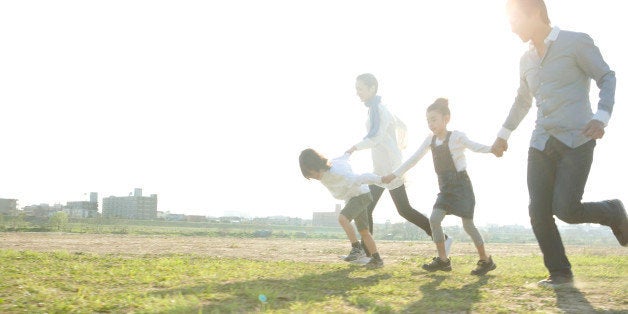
[537,274,574,288]
[422,257,452,272]
[471,256,496,276]
[609,199,628,247]
[364,257,384,269]
[343,247,365,262]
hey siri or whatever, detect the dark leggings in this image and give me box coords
[367,184,432,237]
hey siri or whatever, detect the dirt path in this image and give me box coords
[1,232,625,264]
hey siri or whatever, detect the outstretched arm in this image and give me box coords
[494,72,533,156]
[332,156,382,185]
[459,133,492,153]
[353,173,382,185]
[454,132,504,158]
[390,136,431,179]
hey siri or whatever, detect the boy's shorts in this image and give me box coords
[340,192,373,231]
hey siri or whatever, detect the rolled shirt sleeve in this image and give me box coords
[574,34,615,125]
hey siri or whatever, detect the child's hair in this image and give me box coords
[356,73,378,93]
[299,148,331,178]
[427,98,450,116]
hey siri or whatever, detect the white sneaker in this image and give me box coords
[444,236,454,257]
[352,256,372,265]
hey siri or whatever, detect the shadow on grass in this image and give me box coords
[150,265,391,312]
[553,286,595,313]
[402,274,492,313]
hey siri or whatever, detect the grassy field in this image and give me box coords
[0,234,626,313]
[2,214,621,246]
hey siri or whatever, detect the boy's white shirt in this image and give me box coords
[353,103,406,190]
[393,130,492,177]
[320,154,381,201]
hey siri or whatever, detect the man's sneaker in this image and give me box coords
[364,257,384,269]
[444,235,454,257]
[471,256,496,276]
[609,199,628,247]
[343,247,365,262]
[537,275,574,288]
[422,257,452,272]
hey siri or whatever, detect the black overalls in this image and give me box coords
[431,131,475,219]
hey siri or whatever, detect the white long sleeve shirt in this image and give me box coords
[393,131,492,177]
[353,103,406,190]
[320,154,382,201]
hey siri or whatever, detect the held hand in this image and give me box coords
[345,146,357,155]
[381,174,396,184]
[583,119,605,139]
[491,138,508,157]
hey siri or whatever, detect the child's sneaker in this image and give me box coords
[352,255,371,265]
[422,257,452,272]
[471,256,496,276]
[343,246,365,262]
[444,235,454,257]
[364,257,384,269]
[361,240,372,257]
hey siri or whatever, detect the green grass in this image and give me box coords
[0,250,626,313]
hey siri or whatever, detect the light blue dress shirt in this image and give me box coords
[498,27,616,150]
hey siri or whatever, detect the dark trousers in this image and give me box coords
[366,184,432,237]
[527,137,617,276]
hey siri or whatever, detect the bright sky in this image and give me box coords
[1,1,625,226]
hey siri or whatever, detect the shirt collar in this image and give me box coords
[529,26,560,49]
[546,26,560,43]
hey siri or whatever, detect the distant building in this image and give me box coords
[89,192,98,204]
[102,188,157,220]
[312,204,341,227]
[23,203,63,217]
[0,198,18,215]
[65,192,99,218]
[65,201,98,218]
